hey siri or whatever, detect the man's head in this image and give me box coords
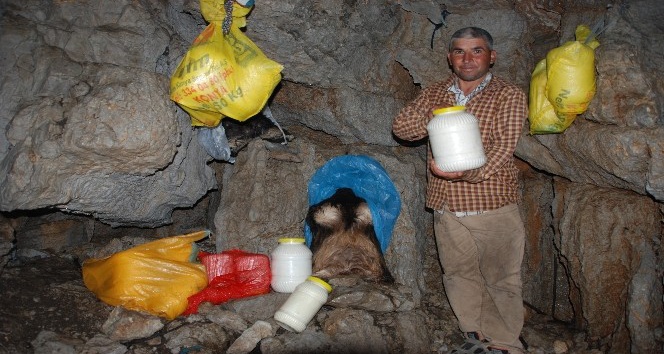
[447,27,496,84]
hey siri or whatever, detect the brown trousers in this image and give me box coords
[434,203,525,352]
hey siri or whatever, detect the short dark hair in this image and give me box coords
[448,27,494,51]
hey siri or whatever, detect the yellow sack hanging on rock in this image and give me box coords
[170,1,283,127]
[82,230,209,320]
[528,24,600,134]
[528,59,577,134]
[545,25,600,115]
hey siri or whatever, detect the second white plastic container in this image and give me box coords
[273,276,332,332]
[426,106,487,172]
[270,237,312,293]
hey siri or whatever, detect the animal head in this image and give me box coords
[306,188,393,283]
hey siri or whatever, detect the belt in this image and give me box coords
[453,210,486,217]
[437,209,487,217]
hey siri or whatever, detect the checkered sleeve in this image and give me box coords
[392,80,453,142]
[481,85,527,180]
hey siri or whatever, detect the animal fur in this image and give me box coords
[307,188,393,283]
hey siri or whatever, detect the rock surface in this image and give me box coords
[1,242,589,354]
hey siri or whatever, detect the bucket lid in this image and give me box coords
[307,276,333,292]
[278,237,306,244]
[432,106,466,115]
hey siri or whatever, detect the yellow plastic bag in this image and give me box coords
[170,1,283,127]
[528,59,577,134]
[528,24,600,134]
[82,230,209,320]
[545,25,600,115]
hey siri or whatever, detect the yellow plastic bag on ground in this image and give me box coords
[170,1,283,127]
[82,231,209,320]
[528,24,600,134]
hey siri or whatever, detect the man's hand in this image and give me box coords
[429,159,464,181]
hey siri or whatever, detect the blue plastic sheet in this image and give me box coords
[304,155,401,253]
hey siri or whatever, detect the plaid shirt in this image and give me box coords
[392,74,528,212]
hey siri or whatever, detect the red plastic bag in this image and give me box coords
[183,249,271,315]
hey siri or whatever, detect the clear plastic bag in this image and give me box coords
[197,123,235,163]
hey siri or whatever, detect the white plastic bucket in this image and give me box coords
[270,238,312,293]
[274,276,332,332]
[427,106,486,172]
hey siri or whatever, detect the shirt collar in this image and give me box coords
[448,72,493,106]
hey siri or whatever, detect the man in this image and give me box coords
[392,27,528,354]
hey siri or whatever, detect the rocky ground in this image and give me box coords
[0,236,601,354]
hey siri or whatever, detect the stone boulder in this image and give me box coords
[553,178,661,353]
[0,0,216,226]
[516,1,664,203]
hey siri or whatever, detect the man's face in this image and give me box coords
[447,37,496,83]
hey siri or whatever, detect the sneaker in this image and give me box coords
[449,333,489,354]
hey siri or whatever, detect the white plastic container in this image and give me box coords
[270,237,312,293]
[426,106,487,172]
[273,276,332,332]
